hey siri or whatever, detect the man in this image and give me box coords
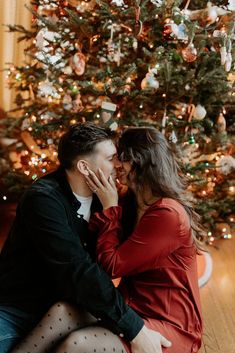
[0,123,171,353]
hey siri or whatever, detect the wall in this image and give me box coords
[0,0,31,111]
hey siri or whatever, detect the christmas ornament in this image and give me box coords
[163,20,179,39]
[182,43,197,62]
[220,46,227,65]
[63,94,73,110]
[63,66,73,75]
[141,72,159,90]
[193,104,207,120]
[36,29,49,49]
[36,29,61,50]
[122,77,132,94]
[38,80,58,97]
[183,3,229,26]
[150,0,162,7]
[177,23,188,41]
[69,52,86,75]
[163,19,175,39]
[111,0,125,6]
[216,156,235,175]
[216,112,226,132]
[133,38,138,51]
[188,134,195,144]
[169,130,177,143]
[134,6,143,37]
[185,103,195,133]
[225,52,232,72]
[206,2,219,25]
[101,101,118,130]
[71,94,83,113]
[227,0,235,10]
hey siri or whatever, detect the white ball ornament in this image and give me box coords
[207,3,218,25]
[193,104,207,120]
[216,156,235,175]
[141,73,159,90]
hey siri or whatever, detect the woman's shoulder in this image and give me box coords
[155,197,185,210]
[150,198,190,224]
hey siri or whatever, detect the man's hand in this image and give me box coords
[130,325,172,353]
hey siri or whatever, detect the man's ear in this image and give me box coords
[76,159,90,176]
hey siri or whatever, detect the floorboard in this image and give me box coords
[199,238,235,353]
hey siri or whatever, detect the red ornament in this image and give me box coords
[182,44,197,62]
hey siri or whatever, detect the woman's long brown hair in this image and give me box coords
[118,127,206,252]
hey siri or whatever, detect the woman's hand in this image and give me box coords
[130,326,172,353]
[85,168,118,209]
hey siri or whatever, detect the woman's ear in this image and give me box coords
[76,159,90,176]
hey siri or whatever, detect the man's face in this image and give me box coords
[87,140,118,179]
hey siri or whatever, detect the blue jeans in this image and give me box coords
[0,306,39,353]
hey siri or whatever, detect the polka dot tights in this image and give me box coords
[55,326,127,353]
[10,302,127,353]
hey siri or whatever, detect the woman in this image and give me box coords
[86,127,204,353]
[11,127,204,353]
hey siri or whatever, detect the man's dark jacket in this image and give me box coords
[0,167,143,341]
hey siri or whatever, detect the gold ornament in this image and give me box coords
[216,113,226,132]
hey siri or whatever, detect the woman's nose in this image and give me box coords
[114,156,122,168]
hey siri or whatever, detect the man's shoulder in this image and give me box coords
[33,171,59,191]
[24,170,62,199]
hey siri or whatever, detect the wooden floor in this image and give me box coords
[199,238,235,353]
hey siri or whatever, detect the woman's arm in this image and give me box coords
[91,203,184,278]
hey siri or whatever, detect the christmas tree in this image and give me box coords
[0,0,235,243]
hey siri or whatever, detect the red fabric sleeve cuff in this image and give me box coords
[89,206,122,232]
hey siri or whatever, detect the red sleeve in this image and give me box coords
[90,204,185,278]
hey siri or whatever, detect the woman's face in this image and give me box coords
[117,160,134,187]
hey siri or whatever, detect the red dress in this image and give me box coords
[90,198,202,353]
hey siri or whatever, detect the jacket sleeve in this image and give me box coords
[92,205,187,278]
[20,190,144,341]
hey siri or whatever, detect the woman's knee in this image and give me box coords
[46,302,75,319]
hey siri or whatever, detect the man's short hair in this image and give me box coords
[58,122,113,169]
